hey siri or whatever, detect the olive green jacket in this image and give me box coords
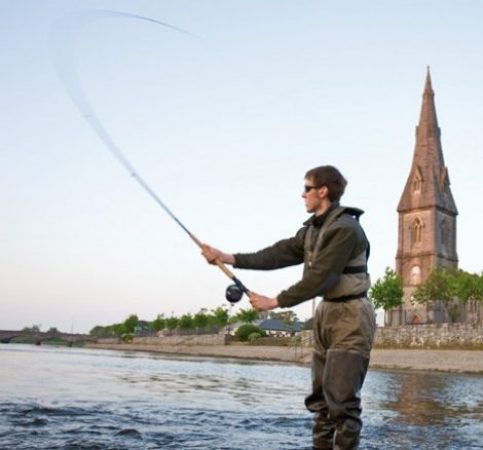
[233,204,370,308]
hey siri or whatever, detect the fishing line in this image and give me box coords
[49,10,249,302]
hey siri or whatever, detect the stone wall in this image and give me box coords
[374,324,483,349]
[131,333,226,346]
[95,332,227,346]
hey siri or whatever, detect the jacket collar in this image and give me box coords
[303,202,340,227]
[303,203,364,227]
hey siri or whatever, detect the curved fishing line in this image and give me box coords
[49,10,249,296]
[49,10,195,235]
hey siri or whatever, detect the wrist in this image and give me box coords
[224,253,235,265]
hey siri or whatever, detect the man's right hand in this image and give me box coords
[201,244,235,266]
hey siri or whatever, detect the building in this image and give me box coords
[390,68,458,325]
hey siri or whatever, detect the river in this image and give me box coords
[0,344,482,449]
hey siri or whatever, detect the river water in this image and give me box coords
[0,344,482,450]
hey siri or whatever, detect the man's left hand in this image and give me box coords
[249,293,278,312]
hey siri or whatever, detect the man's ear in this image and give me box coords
[318,185,329,198]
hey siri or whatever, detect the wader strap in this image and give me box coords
[324,291,368,302]
[342,265,367,274]
[304,207,346,269]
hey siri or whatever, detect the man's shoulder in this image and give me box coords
[337,206,365,219]
[330,206,366,230]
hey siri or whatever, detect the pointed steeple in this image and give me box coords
[398,68,457,215]
[394,69,459,326]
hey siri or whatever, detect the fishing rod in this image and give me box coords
[114,157,249,304]
[50,10,249,303]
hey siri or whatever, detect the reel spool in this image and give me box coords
[225,284,243,303]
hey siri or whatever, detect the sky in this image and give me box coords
[1,0,482,333]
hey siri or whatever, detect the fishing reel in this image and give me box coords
[225,284,244,303]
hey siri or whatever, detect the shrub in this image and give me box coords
[235,324,266,342]
[122,334,133,343]
[247,332,262,342]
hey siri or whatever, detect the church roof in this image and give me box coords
[398,68,458,215]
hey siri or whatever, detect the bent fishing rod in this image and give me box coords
[107,152,250,304]
[50,10,249,303]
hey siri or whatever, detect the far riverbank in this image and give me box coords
[86,342,483,374]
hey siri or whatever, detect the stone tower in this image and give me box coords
[395,68,458,324]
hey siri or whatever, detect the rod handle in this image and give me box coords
[190,232,249,293]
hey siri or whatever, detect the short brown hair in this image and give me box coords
[305,165,347,202]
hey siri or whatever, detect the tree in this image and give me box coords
[178,313,194,330]
[450,270,483,303]
[165,316,179,330]
[412,267,452,305]
[369,267,403,310]
[123,314,139,334]
[112,323,128,336]
[413,268,483,305]
[232,308,258,324]
[209,306,229,327]
[151,314,166,332]
[193,309,209,329]
[90,325,112,337]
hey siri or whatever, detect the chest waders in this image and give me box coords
[303,207,376,450]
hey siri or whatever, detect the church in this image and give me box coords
[390,68,458,326]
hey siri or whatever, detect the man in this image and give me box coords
[202,165,376,450]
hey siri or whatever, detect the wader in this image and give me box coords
[303,208,376,449]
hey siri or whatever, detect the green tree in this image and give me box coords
[232,308,258,324]
[166,317,179,330]
[209,306,229,327]
[451,270,483,303]
[193,309,209,329]
[412,267,453,304]
[90,325,111,336]
[151,314,166,332]
[413,268,483,305]
[369,267,403,310]
[123,314,139,334]
[112,323,128,336]
[179,313,194,330]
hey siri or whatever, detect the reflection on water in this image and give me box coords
[0,344,482,449]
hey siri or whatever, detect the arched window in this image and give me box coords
[410,266,421,285]
[412,217,423,244]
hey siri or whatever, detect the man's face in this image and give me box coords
[302,177,329,214]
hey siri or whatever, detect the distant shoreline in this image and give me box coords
[86,343,483,375]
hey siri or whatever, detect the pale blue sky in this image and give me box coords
[1,0,482,333]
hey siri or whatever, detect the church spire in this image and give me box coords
[394,68,458,326]
[398,68,457,214]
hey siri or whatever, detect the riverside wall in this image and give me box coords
[94,324,483,350]
[373,323,483,349]
[97,333,226,346]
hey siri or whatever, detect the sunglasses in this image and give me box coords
[304,185,320,193]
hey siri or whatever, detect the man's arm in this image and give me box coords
[201,227,306,270]
[233,229,306,270]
